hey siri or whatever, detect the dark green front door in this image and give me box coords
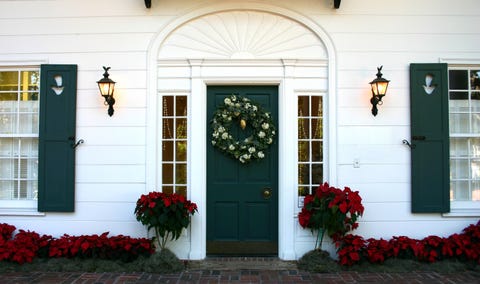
[207,86,278,255]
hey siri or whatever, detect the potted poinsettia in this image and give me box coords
[134,191,197,250]
[298,182,364,250]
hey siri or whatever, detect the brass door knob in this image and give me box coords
[262,188,272,199]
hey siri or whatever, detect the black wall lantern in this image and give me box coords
[369,66,390,116]
[97,66,116,117]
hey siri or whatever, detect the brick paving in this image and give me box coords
[1,270,479,283]
[1,257,479,283]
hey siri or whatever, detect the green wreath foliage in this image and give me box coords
[210,94,276,164]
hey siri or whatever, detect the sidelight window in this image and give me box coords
[297,94,324,203]
[161,94,188,196]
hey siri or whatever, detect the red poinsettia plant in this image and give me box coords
[298,182,364,249]
[134,191,197,250]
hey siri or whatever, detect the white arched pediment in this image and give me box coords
[158,11,327,59]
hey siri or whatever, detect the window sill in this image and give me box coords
[442,208,480,217]
[0,208,45,216]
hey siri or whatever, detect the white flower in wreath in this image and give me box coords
[210,94,276,164]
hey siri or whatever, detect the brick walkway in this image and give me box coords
[1,270,479,283]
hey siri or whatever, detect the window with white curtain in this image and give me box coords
[449,67,480,202]
[0,68,40,202]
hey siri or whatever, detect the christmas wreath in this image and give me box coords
[210,94,276,163]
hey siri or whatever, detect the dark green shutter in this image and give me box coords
[409,63,450,213]
[38,64,77,212]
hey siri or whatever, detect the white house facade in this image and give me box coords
[0,0,479,260]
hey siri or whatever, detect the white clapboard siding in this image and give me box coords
[0,0,479,260]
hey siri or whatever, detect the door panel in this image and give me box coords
[207,85,278,255]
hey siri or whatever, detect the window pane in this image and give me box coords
[450,138,468,157]
[472,99,480,112]
[311,164,323,184]
[449,70,468,89]
[470,138,480,157]
[0,159,13,178]
[472,181,480,201]
[470,70,480,91]
[0,92,17,102]
[0,114,15,134]
[449,113,469,133]
[311,96,322,117]
[176,163,187,184]
[162,163,173,184]
[0,181,13,199]
[162,118,174,139]
[162,141,173,161]
[472,113,480,133]
[162,96,174,116]
[298,164,310,185]
[176,141,187,161]
[19,114,38,133]
[298,118,309,139]
[298,186,309,196]
[471,159,480,179]
[162,186,174,194]
[450,180,469,201]
[175,96,187,116]
[449,94,469,113]
[20,71,39,91]
[450,159,469,179]
[449,91,468,100]
[298,96,309,116]
[298,141,309,162]
[176,118,187,139]
[0,71,18,91]
[312,141,323,162]
[312,118,323,139]
[0,137,14,156]
[175,186,187,197]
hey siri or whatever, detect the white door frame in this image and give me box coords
[146,3,337,260]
